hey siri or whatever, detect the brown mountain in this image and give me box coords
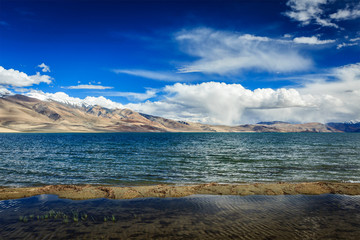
[0,94,340,133]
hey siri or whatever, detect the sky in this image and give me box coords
[0,0,360,125]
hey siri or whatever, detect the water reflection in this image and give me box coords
[1,194,360,239]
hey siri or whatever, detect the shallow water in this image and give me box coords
[0,133,360,186]
[0,194,360,239]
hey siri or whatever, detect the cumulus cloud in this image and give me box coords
[293,36,335,45]
[175,28,312,74]
[294,63,360,120]
[0,66,52,87]
[26,90,124,109]
[64,84,113,90]
[284,0,338,28]
[114,69,187,82]
[37,63,50,72]
[126,82,322,125]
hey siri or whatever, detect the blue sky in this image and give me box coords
[1,0,360,124]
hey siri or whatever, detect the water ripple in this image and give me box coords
[0,133,359,186]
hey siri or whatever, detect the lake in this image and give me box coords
[0,133,359,186]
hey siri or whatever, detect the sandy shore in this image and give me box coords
[0,182,359,200]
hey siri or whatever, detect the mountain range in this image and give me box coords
[0,94,359,133]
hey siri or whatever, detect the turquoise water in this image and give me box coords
[0,133,359,186]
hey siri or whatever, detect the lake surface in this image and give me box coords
[1,194,360,239]
[0,133,359,186]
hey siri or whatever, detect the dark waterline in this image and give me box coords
[0,132,360,186]
[1,194,360,239]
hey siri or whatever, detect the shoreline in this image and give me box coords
[1,182,359,200]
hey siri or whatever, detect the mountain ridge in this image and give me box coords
[0,94,357,133]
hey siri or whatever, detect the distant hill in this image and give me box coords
[0,94,345,133]
[257,121,290,125]
[326,122,360,132]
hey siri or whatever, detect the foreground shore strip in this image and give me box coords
[0,182,359,200]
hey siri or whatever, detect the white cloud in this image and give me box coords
[82,96,124,109]
[350,37,360,42]
[337,42,358,49]
[114,69,187,82]
[293,36,335,45]
[0,86,12,96]
[0,66,52,87]
[175,28,312,74]
[26,90,124,109]
[285,0,338,28]
[64,84,114,90]
[237,34,270,42]
[127,82,320,125]
[285,0,360,28]
[330,7,360,20]
[37,63,50,73]
[105,89,157,101]
[333,63,360,83]
[336,37,360,49]
[26,91,84,105]
[295,63,360,121]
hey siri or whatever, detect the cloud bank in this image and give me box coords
[133,83,316,124]
[127,82,319,125]
[17,62,360,125]
[127,63,360,125]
